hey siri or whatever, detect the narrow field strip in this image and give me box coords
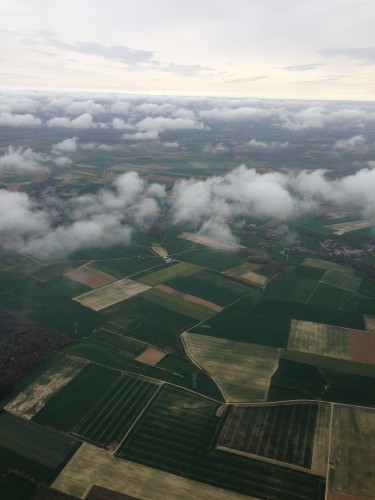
[155,284,223,312]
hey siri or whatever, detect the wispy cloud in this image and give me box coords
[318,47,375,65]
[282,64,322,71]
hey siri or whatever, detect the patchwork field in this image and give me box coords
[5,356,86,419]
[73,374,160,448]
[328,405,375,498]
[179,232,244,251]
[0,413,79,483]
[137,261,202,286]
[217,403,320,470]
[224,262,264,277]
[73,278,150,311]
[52,443,252,500]
[64,265,117,288]
[288,320,349,360]
[324,220,372,235]
[302,258,354,275]
[183,333,280,402]
[311,403,332,477]
[118,385,326,499]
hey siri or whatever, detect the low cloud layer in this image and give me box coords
[2,164,375,259]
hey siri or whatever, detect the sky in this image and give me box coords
[1,0,375,100]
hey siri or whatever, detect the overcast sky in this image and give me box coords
[1,0,375,100]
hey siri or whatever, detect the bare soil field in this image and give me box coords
[288,320,349,360]
[328,405,375,498]
[347,330,375,364]
[179,232,244,251]
[73,279,150,311]
[155,284,223,312]
[52,443,252,500]
[5,356,86,419]
[135,347,168,367]
[64,265,118,289]
[363,315,375,332]
[324,220,372,235]
[183,333,280,402]
[327,493,368,500]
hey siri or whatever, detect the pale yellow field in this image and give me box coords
[240,270,268,287]
[179,232,244,251]
[52,443,254,500]
[5,356,86,419]
[328,405,375,497]
[151,246,168,257]
[224,262,264,277]
[183,333,280,402]
[364,315,375,332]
[324,220,372,235]
[73,278,150,311]
[288,319,349,360]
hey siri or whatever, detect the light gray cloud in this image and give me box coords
[334,135,367,149]
[200,107,270,121]
[0,146,49,172]
[112,117,134,130]
[0,112,42,127]
[26,31,156,67]
[247,139,289,149]
[282,64,322,71]
[47,113,97,128]
[164,63,214,76]
[318,47,375,65]
[203,143,230,154]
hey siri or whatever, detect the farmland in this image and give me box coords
[73,278,150,311]
[52,443,252,500]
[0,412,79,484]
[183,333,280,402]
[136,261,202,286]
[217,403,319,470]
[64,264,117,288]
[263,273,318,303]
[179,232,244,251]
[5,356,86,419]
[73,374,160,448]
[328,405,375,498]
[324,219,372,235]
[118,385,326,499]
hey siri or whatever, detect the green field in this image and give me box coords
[263,274,318,303]
[91,256,168,279]
[320,270,362,292]
[0,412,79,483]
[118,385,325,499]
[137,262,202,286]
[141,288,214,321]
[102,296,196,354]
[302,258,354,274]
[0,473,36,500]
[73,374,159,447]
[218,403,319,469]
[307,283,347,309]
[34,364,121,432]
[163,270,251,307]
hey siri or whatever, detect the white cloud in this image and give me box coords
[52,137,79,153]
[0,112,42,127]
[334,135,367,149]
[123,130,159,141]
[203,143,230,154]
[247,139,289,149]
[47,113,97,128]
[0,146,49,172]
[200,107,269,121]
[112,117,134,130]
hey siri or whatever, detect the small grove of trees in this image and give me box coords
[0,310,71,399]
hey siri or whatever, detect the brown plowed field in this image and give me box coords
[328,493,367,500]
[155,284,223,312]
[65,265,117,289]
[135,347,168,367]
[348,330,375,364]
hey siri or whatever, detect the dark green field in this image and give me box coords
[73,374,159,447]
[0,413,79,483]
[218,403,319,469]
[163,270,252,306]
[91,256,167,278]
[117,385,325,499]
[263,274,318,303]
[34,364,121,432]
[308,283,347,309]
[102,296,197,354]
